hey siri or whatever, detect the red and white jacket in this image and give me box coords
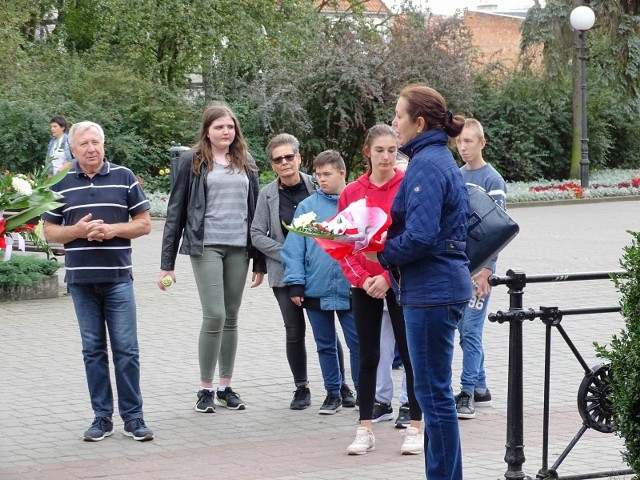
[338,169,404,288]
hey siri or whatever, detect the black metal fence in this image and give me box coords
[488,269,635,480]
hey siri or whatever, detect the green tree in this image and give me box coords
[596,231,640,473]
[521,0,640,179]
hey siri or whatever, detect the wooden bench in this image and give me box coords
[22,240,65,260]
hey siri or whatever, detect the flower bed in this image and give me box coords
[506,169,640,203]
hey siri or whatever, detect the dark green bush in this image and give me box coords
[472,73,572,181]
[0,50,200,178]
[595,230,640,472]
[0,255,63,287]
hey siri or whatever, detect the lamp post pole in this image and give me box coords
[577,29,589,189]
[570,5,595,189]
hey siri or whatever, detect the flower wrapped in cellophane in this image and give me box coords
[0,165,69,260]
[283,197,391,260]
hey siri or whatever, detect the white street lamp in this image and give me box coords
[570,5,595,189]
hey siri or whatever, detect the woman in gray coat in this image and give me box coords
[250,133,354,410]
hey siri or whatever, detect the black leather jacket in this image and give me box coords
[160,150,266,273]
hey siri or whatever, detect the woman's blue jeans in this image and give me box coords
[404,303,466,480]
[305,308,359,396]
[69,281,143,422]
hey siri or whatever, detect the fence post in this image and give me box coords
[495,269,533,480]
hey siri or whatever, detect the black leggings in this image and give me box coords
[352,287,421,422]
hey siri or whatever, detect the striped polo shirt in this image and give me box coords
[42,161,150,284]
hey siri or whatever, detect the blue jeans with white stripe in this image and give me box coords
[69,281,144,421]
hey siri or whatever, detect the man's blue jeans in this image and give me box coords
[404,303,465,480]
[305,308,359,396]
[457,290,492,394]
[69,282,144,421]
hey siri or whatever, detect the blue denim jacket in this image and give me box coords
[378,129,472,306]
[46,133,74,164]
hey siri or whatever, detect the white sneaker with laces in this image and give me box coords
[347,427,375,455]
[400,426,424,455]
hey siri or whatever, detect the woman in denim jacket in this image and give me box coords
[371,85,472,480]
[46,115,74,174]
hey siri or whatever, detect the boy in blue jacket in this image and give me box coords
[282,150,360,415]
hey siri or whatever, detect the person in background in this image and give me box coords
[454,118,507,419]
[250,133,355,410]
[46,115,74,174]
[42,121,154,442]
[368,84,471,479]
[375,309,411,429]
[340,124,423,456]
[282,150,360,415]
[158,102,266,414]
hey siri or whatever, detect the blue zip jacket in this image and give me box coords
[282,189,351,311]
[378,129,472,306]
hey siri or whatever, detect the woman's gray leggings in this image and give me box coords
[191,245,249,382]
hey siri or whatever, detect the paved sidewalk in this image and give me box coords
[1,199,639,479]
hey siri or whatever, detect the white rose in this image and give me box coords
[12,177,33,196]
[292,211,317,229]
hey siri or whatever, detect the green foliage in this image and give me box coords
[472,73,572,181]
[0,49,199,177]
[596,231,640,472]
[0,255,63,287]
[3,0,639,186]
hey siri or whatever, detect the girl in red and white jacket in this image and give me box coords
[340,124,423,456]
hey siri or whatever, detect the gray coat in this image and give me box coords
[250,173,316,287]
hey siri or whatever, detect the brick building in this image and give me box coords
[463,10,527,68]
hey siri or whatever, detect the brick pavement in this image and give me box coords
[1,199,639,479]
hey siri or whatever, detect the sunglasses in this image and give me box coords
[271,153,297,165]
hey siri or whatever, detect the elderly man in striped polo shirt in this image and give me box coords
[42,121,154,442]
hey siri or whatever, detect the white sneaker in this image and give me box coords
[347,427,375,455]
[400,426,424,455]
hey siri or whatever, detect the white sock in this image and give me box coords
[217,386,228,392]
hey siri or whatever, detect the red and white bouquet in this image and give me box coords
[283,198,391,260]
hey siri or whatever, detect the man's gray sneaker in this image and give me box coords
[455,391,476,419]
[83,416,114,442]
[124,418,154,441]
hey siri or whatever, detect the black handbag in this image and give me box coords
[465,183,519,276]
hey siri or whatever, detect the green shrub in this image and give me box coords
[595,230,640,472]
[0,255,63,287]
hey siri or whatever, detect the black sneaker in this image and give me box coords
[455,391,476,419]
[123,418,154,442]
[195,389,216,413]
[319,393,342,415]
[340,384,356,408]
[216,387,246,410]
[474,388,493,407]
[290,385,311,410]
[395,403,411,428]
[83,416,114,442]
[371,401,393,423]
